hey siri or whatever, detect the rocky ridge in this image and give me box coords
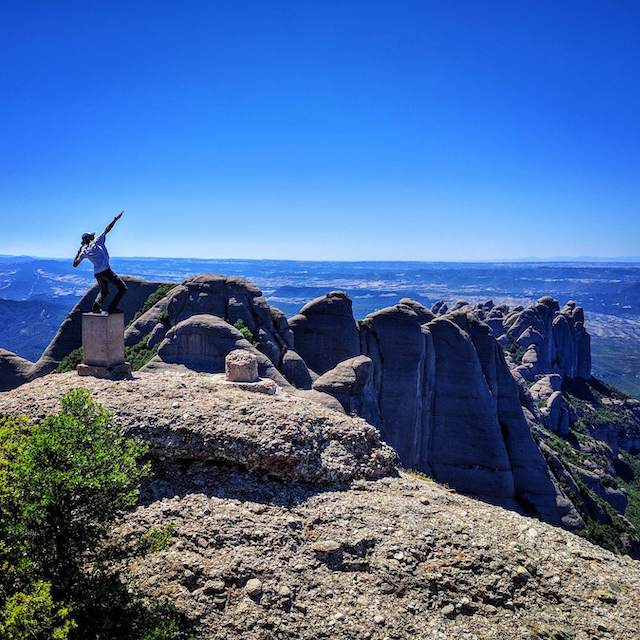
[1,273,640,556]
[1,372,639,640]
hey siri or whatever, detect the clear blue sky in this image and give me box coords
[1,1,639,260]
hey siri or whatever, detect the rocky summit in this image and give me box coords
[1,272,640,638]
[2,371,639,640]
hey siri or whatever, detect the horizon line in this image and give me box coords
[2,253,640,265]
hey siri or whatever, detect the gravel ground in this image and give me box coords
[2,371,639,639]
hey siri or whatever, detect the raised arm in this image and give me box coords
[102,210,124,236]
[73,245,84,268]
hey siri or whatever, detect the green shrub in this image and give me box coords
[0,389,198,639]
[142,523,176,554]
[0,389,149,596]
[129,285,177,326]
[0,581,75,640]
[233,319,259,346]
[125,336,158,371]
[502,335,526,365]
[55,348,83,374]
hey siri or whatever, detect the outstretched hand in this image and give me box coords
[103,210,125,236]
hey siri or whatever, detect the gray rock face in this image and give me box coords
[0,348,33,392]
[571,466,628,515]
[157,315,288,387]
[280,349,314,390]
[355,302,578,527]
[425,316,514,498]
[312,355,381,426]
[163,275,291,367]
[500,296,592,381]
[448,311,582,528]
[288,291,360,375]
[360,302,434,468]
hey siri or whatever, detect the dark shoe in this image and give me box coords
[92,303,101,314]
[108,306,123,314]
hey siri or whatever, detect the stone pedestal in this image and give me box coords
[225,349,259,382]
[77,313,131,378]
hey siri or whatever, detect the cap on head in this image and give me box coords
[81,232,95,245]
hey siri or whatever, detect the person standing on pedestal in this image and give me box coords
[73,210,128,314]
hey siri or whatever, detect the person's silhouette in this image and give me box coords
[73,211,128,314]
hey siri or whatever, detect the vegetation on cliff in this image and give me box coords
[541,378,640,556]
[129,284,177,325]
[0,389,196,639]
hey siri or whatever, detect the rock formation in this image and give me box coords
[288,291,360,375]
[155,314,288,387]
[0,347,32,392]
[484,296,592,381]
[5,272,638,553]
[127,275,294,368]
[289,295,582,528]
[1,372,639,639]
[0,371,396,485]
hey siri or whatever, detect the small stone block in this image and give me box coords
[223,378,277,395]
[225,349,259,382]
[82,312,126,367]
[77,362,132,379]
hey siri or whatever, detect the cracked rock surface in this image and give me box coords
[2,372,639,639]
[118,469,640,640]
[0,371,396,485]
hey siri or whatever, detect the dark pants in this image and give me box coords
[95,268,127,310]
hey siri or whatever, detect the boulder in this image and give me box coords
[312,355,381,426]
[529,374,563,401]
[288,291,360,375]
[281,349,314,390]
[430,300,448,316]
[0,372,395,485]
[157,314,288,387]
[0,348,34,392]
[544,391,570,436]
[225,349,259,383]
[397,298,435,324]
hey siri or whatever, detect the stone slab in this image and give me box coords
[77,362,132,379]
[221,378,278,395]
[82,312,125,367]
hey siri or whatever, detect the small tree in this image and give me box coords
[0,389,197,639]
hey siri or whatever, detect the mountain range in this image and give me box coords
[2,256,640,396]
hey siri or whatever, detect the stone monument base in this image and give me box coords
[78,312,131,379]
[77,362,132,378]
